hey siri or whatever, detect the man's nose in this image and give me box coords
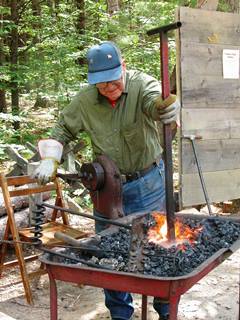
[107,83,116,90]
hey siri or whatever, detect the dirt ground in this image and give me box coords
[0,215,239,320]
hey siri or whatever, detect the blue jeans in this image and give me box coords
[94,160,169,320]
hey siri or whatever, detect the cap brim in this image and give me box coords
[88,65,122,85]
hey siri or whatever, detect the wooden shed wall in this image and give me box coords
[177,7,240,207]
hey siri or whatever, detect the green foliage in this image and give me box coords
[0,111,51,161]
[0,0,182,103]
[0,0,197,207]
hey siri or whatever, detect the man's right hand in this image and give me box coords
[34,158,59,185]
[33,139,63,185]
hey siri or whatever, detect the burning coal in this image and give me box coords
[147,212,203,248]
[48,213,240,277]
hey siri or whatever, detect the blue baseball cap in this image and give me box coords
[87,42,122,85]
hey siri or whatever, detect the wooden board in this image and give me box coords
[177,7,240,207]
[19,221,89,246]
[181,169,240,206]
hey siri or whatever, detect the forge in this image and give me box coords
[40,212,240,320]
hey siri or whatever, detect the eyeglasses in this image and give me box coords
[96,78,122,90]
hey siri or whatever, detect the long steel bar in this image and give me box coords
[40,202,131,230]
[182,135,213,215]
[41,247,111,269]
[147,22,181,241]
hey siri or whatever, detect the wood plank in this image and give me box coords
[181,139,240,174]
[177,7,240,207]
[19,221,88,246]
[180,169,240,206]
[180,43,240,107]
[2,175,37,186]
[181,42,239,78]
[181,78,240,108]
[181,108,240,139]
[2,255,40,269]
[9,184,56,197]
[179,7,240,45]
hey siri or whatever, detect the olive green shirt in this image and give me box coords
[52,70,162,174]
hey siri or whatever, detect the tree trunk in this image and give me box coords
[10,0,20,129]
[107,0,120,15]
[0,91,7,112]
[0,0,7,112]
[226,0,239,12]
[74,0,85,66]
[197,0,219,10]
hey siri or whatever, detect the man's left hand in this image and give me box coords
[155,94,180,125]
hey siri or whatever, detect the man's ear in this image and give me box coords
[122,60,126,70]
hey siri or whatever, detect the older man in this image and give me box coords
[35,41,180,320]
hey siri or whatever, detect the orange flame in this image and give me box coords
[148,212,202,247]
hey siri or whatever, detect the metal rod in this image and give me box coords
[190,139,212,214]
[182,135,213,215]
[147,21,182,36]
[41,247,111,269]
[50,244,128,255]
[0,239,38,245]
[56,172,83,180]
[147,22,182,241]
[39,202,131,230]
[160,32,174,236]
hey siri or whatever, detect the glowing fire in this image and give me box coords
[148,212,202,247]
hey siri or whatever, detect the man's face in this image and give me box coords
[95,62,126,101]
[96,78,124,100]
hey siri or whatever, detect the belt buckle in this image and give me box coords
[121,174,127,183]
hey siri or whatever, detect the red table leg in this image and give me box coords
[169,295,180,320]
[48,270,58,320]
[141,295,148,320]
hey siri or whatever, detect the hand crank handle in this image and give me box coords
[147,21,182,36]
[38,202,131,230]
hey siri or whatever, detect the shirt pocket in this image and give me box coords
[122,121,146,157]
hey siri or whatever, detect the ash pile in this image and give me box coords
[56,214,240,277]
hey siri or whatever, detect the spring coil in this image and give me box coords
[31,203,45,246]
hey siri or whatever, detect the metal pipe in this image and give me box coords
[39,202,131,230]
[147,22,182,36]
[147,22,182,241]
[41,247,111,269]
[182,135,213,215]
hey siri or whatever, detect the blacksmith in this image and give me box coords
[34,41,180,320]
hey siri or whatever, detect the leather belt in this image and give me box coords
[121,162,157,183]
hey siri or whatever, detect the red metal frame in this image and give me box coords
[40,242,239,320]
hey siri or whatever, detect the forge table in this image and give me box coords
[40,238,240,320]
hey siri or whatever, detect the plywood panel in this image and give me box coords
[181,43,238,78]
[181,169,240,206]
[177,7,240,207]
[181,109,240,139]
[181,45,240,108]
[180,7,240,45]
[182,139,240,174]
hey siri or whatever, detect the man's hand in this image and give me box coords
[155,94,180,125]
[33,139,63,185]
[34,158,59,185]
